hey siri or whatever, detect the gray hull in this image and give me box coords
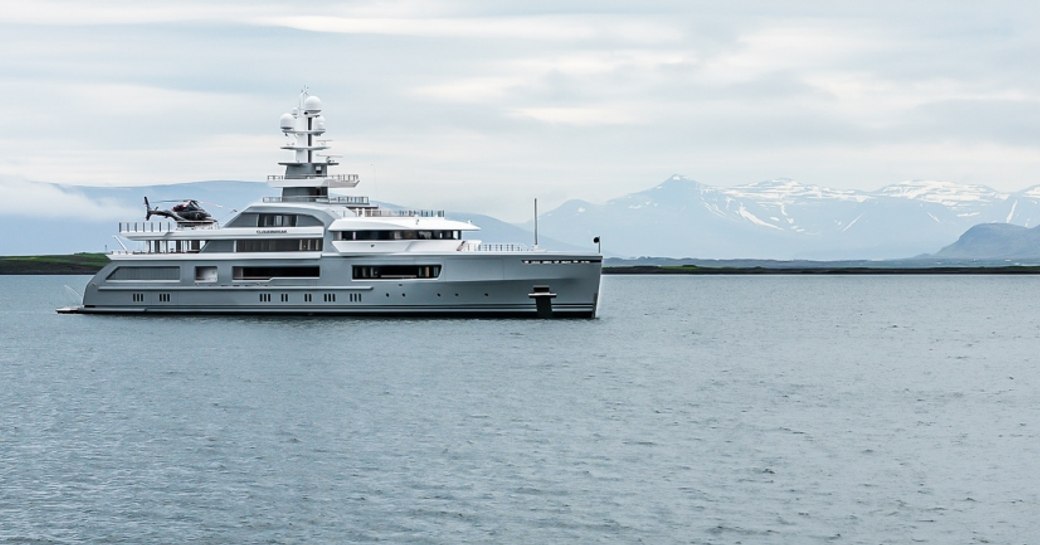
[76,253,601,318]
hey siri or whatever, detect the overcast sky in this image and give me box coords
[1,1,1038,220]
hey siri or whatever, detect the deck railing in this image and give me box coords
[262,195,371,205]
[109,249,201,256]
[355,208,446,218]
[266,173,360,186]
[118,221,219,233]
[459,242,532,252]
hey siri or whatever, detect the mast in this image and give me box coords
[278,91,333,179]
[534,198,539,248]
[271,90,360,200]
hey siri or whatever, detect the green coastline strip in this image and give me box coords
[0,253,109,275]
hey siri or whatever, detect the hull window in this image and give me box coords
[233,266,320,280]
[353,265,441,280]
[107,266,180,281]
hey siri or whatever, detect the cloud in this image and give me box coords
[0,1,278,26]
[2,0,1040,223]
[507,105,644,126]
[696,22,889,85]
[0,133,280,187]
[0,177,139,220]
[252,14,683,44]
[901,98,1040,146]
[412,50,697,104]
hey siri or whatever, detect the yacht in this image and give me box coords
[61,93,602,317]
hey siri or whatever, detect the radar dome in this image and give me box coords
[279,113,295,131]
[313,115,326,131]
[303,95,322,113]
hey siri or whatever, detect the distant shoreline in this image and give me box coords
[6,254,1040,276]
[0,254,109,275]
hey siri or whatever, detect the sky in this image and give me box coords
[1,0,1038,221]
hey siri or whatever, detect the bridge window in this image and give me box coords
[258,214,298,227]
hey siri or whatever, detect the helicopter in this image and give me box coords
[144,197,216,224]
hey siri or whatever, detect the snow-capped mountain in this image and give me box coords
[533,176,1040,259]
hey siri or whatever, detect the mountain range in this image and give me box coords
[4,176,1040,259]
[532,176,1040,259]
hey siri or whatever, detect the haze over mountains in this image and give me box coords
[4,176,1040,259]
[535,176,1040,259]
[0,181,575,255]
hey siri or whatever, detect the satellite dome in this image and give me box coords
[279,113,295,131]
[313,115,326,131]
[303,95,322,113]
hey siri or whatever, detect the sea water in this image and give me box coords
[2,274,1039,544]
